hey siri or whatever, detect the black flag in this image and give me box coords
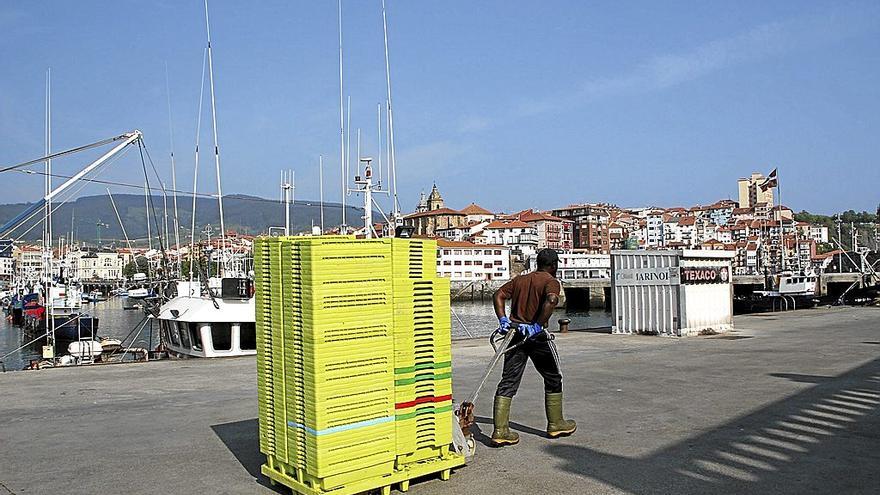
[760,168,777,191]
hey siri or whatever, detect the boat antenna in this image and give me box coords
[190,47,208,283]
[204,0,227,275]
[338,0,346,230]
[346,95,352,197]
[376,102,383,187]
[281,170,293,236]
[165,62,182,276]
[381,0,400,231]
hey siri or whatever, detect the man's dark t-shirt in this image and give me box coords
[498,271,561,325]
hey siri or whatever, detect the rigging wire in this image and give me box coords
[0,134,135,174]
[12,169,356,210]
[4,146,133,242]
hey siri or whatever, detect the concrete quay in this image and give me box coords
[0,307,878,494]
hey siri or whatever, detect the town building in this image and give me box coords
[436,239,510,281]
[545,251,610,282]
[0,256,14,285]
[435,221,490,242]
[459,203,495,224]
[13,245,43,283]
[550,204,611,253]
[514,210,574,250]
[809,225,829,243]
[737,172,775,208]
[478,220,539,259]
[65,248,124,281]
[403,184,467,237]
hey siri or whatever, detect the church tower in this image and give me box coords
[427,183,444,211]
[416,190,428,213]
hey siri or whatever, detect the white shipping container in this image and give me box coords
[611,250,734,336]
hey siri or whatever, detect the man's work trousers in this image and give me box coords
[495,332,563,398]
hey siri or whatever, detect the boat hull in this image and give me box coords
[24,314,99,341]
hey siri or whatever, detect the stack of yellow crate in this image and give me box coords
[256,236,464,495]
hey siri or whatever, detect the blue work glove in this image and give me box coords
[517,322,543,339]
[498,316,511,334]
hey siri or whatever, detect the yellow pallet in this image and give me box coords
[263,447,464,495]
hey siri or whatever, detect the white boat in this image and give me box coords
[127,287,152,299]
[68,339,103,358]
[755,271,818,297]
[155,280,255,358]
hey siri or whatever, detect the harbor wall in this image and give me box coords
[449,279,573,308]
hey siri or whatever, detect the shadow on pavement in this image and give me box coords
[472,415,546,447]
[768,373,833,384]
[211,418,285,494]
[546,357,880,494]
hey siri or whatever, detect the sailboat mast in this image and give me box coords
[165,62,182,275]
[44,67,54,354]
[777,168,785,271]
[204,0,226,274]
[338,0,346,229]
[346,95,351,197]
[145,179,152,251]
[381,0,400,228]
[190,48,208,283]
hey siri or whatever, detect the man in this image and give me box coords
[491,248,576,446]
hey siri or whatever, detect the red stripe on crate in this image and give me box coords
[395,394,453,410]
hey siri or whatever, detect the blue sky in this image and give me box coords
[1,0,878,216]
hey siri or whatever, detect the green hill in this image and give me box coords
[0,193,372,246]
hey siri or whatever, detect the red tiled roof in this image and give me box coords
[404,207,465,219]
[678,217,696,226]
[519,211,568,223]
[484,220,530,229]
[460,203,493,215]
[812,249,843,260]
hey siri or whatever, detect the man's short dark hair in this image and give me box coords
[536,248,559,269]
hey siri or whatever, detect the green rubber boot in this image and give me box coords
[491,396,520,446]
[545,392,577,438]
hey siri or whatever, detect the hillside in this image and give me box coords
[0,193,372,245]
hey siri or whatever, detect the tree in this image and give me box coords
[123,256,149,279]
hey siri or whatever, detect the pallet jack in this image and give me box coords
[451,327,553,457]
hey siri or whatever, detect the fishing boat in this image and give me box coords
[23,283,99,341]
[156,279,255,357]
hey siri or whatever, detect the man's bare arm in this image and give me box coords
[536,293,559,327]
[493,289,509,320]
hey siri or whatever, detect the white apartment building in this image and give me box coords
[479,220,539,258]
[436,221,489,242]
[14,246,43,283]
[0,256,14,284]
[436,240,510,281]
[525,251,610,281]
[809,225,829,243]
[66,249,124,281]
[645,214,664,247]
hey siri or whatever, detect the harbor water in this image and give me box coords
[1,297,148,371]
[1,298,611,372]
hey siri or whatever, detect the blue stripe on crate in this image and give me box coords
[286,416,393,436]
